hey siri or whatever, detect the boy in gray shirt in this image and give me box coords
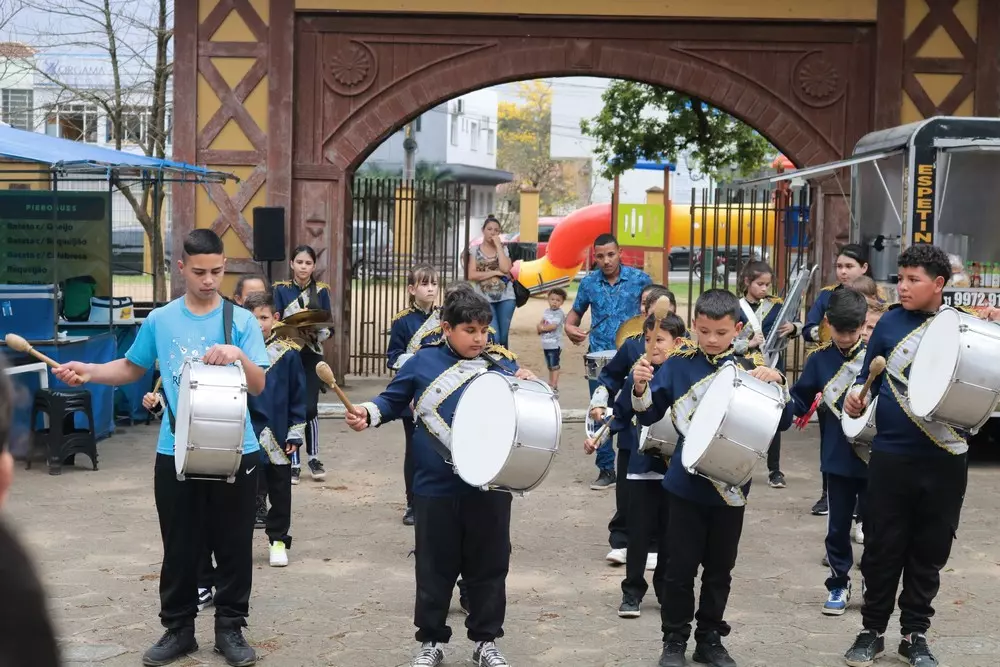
[537,287,568,397]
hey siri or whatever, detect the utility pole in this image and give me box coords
[403,122,417,181]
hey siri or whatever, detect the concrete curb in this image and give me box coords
[319,403,588,423]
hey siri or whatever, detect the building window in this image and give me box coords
[107,106,148,144]
[470,121,479,151]
[487,129,495,155]
[486,192,494,214]
[45,104,99,142]
[450,113,458,146]
[1,89,33,131]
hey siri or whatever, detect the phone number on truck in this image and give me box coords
[943,290,1000,307]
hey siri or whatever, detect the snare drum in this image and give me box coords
[841,395,877,464]
[908,307,1000,431]
[585,408,613,439]
[584,350,616,381]
[639,409,679,458]
[681,364,785,488]
[174,360,248,482]
[451,371,561,493]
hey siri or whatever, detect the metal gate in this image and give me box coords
[685,186,813,380]
[349,178,471,376]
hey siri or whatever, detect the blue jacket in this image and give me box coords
[386,305,441,370]
[615,372,668,478]
[856,304,970,458]
[361,341,519,496]
[789,339,868,478]
[249,336,308,465]
[273,279,334,355]
[633,342,794,506]
[803,285,839,343]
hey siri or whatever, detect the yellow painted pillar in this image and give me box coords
[644,186,665,283]
[519,186,540,243]
[393,184,415,255]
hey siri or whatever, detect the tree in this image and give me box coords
[13,0,173,302]
[496,81,576,228]
[580,80,774,180]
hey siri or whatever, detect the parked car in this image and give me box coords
[351,220,394,278]
[112,225,172,275]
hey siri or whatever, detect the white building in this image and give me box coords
[362,89,511,222]
[548,77,712,206]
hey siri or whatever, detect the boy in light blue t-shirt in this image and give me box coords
[54,229,269,667]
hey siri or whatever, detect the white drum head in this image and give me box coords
[681,365,737,470]
[586,350,617,361]
[452,372,517,487]
[173,362,193,476]
[908,309,959,417]
[842,396,877,438]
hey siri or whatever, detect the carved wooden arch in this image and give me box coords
[295,15,875,175]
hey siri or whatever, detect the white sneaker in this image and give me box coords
[269,541,288,567]
[197,587,213,611]
[411,642,444,667]
[473,641,510,667]
[606,547,627,565]
[646,552,657,571]
[853,522,865,545]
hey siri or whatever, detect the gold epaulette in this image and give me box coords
[805,341,831,360]
[747,350,766,367]
[957,305,979,317]
[821,284,839,292]
[487,343,517,361]
[392,307,413,323]
[421,325,442,340]
[628,332,644,341]
[429,337,446,346]
[488,325,497,335]
[316,281,331,291]
[766,295,784,304]
[670,339,698,358]
[272,280,291,287]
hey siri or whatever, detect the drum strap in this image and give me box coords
[166,300,235,435]
[738,298,763,338]
[822,349,865,417]
[406,311,441,355]
[883,321,966,454]
[414,358,491,461]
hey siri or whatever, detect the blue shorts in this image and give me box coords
[543,348,561,370]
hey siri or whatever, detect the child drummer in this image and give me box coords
[346,287,536,667]
[588,284,678,566]
[631,289,793,667]
[586,311,686,620]
[842,245,1000,667]
[788,288,870,616]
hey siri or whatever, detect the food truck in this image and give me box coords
[764,116,1000,307]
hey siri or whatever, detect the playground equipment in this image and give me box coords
[510,203,610,293]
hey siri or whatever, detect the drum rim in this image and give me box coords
[842,395,878,438]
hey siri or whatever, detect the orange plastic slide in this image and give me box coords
[510,203,610,293]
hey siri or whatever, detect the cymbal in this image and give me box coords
[615,315,645,349]
[281,309,335,329]
[272,322,306,346]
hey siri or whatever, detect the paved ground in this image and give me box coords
[6,299,1000,667]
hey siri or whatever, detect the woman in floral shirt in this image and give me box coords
[466,215,516,346]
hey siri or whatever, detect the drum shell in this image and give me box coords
[682,369,783,488]
[642,409,678,458]
[841,395,877,445]
[909,311,1000,430]
[584,351,616,381]
[175,362,247,480]
[452,373,561,493]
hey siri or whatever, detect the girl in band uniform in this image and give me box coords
[273,245,332,484]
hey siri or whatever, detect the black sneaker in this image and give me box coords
[618,595,641,618]
[844,629,885,667]
[768,471,787,488]
[658,637,688,667]
[291,467,301,485]
[308,459,327,481]
[472,641,510,667]
[197,587,214,612]
[692,631,736,667]
[142,628,198,666]
[402,505,415,526]
[254,495,267,530]
[214,628,257,666]
[590,469,617,490]
[811,491,829,516]
[897,633,938,667]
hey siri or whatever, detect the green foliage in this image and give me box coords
[580,81,774,180]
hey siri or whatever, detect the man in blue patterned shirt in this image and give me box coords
[565,233,652,489]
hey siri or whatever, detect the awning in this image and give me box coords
[0,124,234,182]
[435,163,513,186]
[738,150,902,185]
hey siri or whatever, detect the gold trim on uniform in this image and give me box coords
[413,358,490,451]
[259,427,291,465]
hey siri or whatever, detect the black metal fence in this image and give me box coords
[349,178,472,376]
[686,186,813,381]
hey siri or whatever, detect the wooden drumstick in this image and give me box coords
[4,333,91,383]
[858,356,887,401]
[315,361,355,413]
[153,376,163,393]
[642,297,673,361]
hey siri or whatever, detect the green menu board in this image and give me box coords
[0,191,111,293]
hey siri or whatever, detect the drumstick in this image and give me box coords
[642,298,673,361]
[4,333,91,383]
[153,376,162,393]
[858,356,887,401]
[315,361,356,413]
